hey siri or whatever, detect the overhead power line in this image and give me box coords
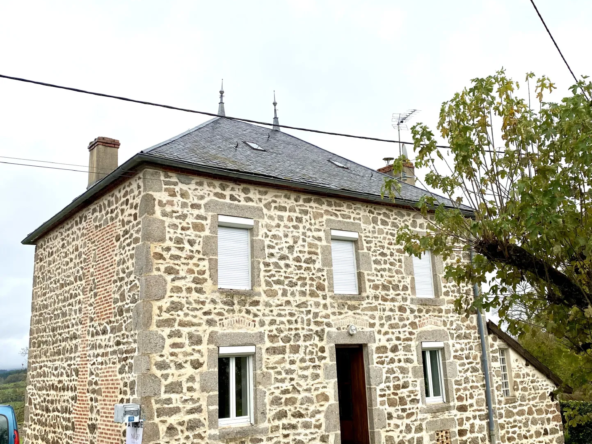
[0,159,171,183]
[0,74,505,157]
[0,155,88,168]
[0,160,89,174]
[0,73,432,147]
[0,73,461,149]
[528,0,590,101]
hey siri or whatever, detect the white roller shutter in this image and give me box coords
[218,227,251,289]
[331,239,358,294]
[413,252,434,298]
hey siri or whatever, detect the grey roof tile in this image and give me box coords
[144,117,468,209]
[22,117,472,245]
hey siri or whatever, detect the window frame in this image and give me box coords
[413,251,435,298]
[499,348,512,397]
[422,342,446,404]
[330,230,359,295]
[218,345,255,427]
[217,216,254,290]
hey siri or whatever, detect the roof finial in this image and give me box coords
[272,91,280,131]
[218,79,225,117]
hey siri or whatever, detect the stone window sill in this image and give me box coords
[217,425,269,440]
[420,403,454,414]
[331,293,365,301]
[503,396,518,405]
[217,288,261,297]
[411,297,445,306]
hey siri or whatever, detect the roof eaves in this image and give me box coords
[486,321,572,393]
[139,154,437,209]
[22,152,473,245]
[266,124,472,211]
[21,155,146,245]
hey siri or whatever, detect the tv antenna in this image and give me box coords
[392,109,419,158]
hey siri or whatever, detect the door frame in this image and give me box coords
[336,344,370,444]
[325,330,385,444]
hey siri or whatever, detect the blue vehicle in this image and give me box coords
[0,405,19,444]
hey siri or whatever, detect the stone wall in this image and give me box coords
[132,168,558,444]
[488,335,564,444]
[24,174,144,444]
[24,164,565,444]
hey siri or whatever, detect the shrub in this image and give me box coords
[561,401,592,444]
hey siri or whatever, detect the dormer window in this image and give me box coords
[244,142,265,151]
[329,159,348,169]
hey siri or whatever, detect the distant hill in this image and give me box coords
[0,369,25,375]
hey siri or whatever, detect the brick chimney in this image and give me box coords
[377,160,416,186]
[87,137,120,188]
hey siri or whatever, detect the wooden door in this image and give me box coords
[336,346,370,444]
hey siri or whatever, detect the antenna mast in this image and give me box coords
[392,109,419,156]
[391,109,419,180]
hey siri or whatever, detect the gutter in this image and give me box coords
[471,250,497,444]
[22,153,474,245]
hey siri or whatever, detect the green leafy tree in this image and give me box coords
[386,69,592,394]
[519,329,591,396]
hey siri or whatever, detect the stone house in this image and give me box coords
[22,101,567,444]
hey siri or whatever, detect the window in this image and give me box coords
[499,348,511,397]
[218,346,255,427]
[329,159,349,169]
[331,230,359,294]
[244,141,265,151]
[218,216,254,290]
[413,252,435,298]
[0,415,8,444]
[422,342,445,404]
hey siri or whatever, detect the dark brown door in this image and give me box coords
[336,345,370,444]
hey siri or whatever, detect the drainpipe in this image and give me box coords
[471,250,497,444]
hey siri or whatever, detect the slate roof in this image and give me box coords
[22,117,471,244]
[142,117,469,210]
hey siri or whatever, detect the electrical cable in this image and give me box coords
[0,155,88,168]
[0,160,175,184]
[0,73,454,148]
[0,160,89,173]
[0,74,512,156]
[528,0,590,101]
[0,159,179,182]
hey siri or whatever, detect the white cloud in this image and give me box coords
[0,336,29,370]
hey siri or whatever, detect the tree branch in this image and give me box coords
[474,239,590,310]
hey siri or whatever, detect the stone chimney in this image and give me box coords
[377,159,416,186]
[87,137,120,188]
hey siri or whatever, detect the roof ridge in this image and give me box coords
[142,117,221,154]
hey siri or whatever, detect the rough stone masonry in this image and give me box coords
[23,167,564,444]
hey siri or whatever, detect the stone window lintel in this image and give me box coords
[202,201,264,289]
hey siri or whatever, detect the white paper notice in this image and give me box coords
[126,424,143,444]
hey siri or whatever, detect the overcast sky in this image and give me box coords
[1,0,591,369]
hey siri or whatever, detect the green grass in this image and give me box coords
[0,370,27,424]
